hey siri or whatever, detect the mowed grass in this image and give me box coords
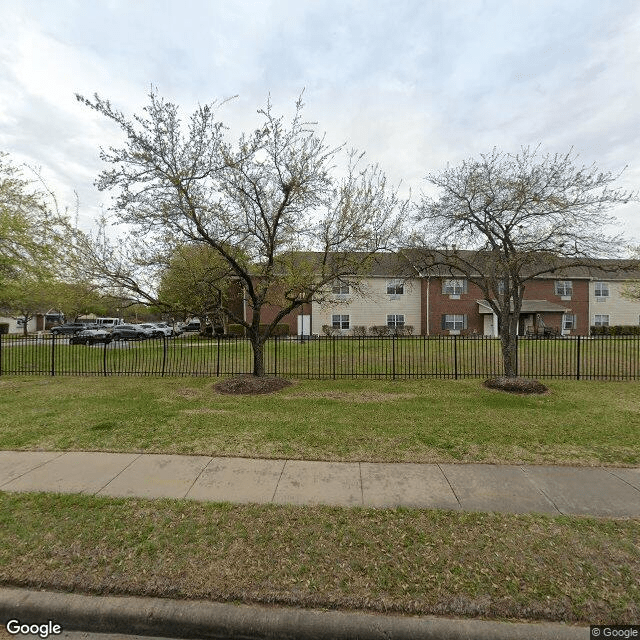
[0,376,639,465]
[0,492,637,624]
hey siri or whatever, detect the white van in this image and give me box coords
[93,317,124,328]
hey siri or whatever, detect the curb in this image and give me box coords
[0,587,590,639]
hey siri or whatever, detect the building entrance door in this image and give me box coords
[297,314,310,336]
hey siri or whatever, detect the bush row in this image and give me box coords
[321,325,414,337]
[590,325,640,335]
[226,324,291,337]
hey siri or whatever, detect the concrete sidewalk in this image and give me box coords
[0,450,639,517]
[0,451,640,518]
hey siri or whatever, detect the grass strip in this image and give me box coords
[0,492,638,624]
[0,377,639,465]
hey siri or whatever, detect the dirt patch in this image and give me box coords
[281,391,418,403]
[175,388,202,398]
[483,377,549,395]
[180,408,228,415]
[214,376,293,395]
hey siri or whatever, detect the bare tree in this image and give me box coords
[413,147,636,378]
[77,90,406,375]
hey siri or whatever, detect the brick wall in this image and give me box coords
[422,277,590,335]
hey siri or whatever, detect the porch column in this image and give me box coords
[492,312,498,337]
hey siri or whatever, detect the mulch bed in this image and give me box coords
[483,377,549,395]
[214,375,293,395]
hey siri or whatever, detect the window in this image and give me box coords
[443,279,467,296]
[593,314,609,327]
[441,314,467,331]
[386,280,404,295]
[387,314,405,328]
[594,282,609,300]
[332,314,350,330]
[562,314,576,331]
[331,281,349,295]
[555,281,573,297]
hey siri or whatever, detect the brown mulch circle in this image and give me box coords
[483,377,549,395]
[214,375,293,395]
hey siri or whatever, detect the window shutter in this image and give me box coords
[463,280,468,294]
[441,315,447,330]
[463,315,468,329]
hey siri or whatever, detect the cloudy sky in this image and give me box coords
[1,0,639,240]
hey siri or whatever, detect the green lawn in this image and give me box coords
[0,492,637,625]
[0,376,638,465]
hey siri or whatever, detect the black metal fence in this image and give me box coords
[1,333,639,380]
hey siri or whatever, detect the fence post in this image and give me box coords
[332,336,336,380]
[161,335,167,377]
[453,335,458,380]
[515,335,519,377]
[0,332,2,376]
[392,334,396,380]
[103,337,108,377]
[576,335,581,380]
[216,334,220,377]
[50,333,56,377]
[274,335,278,377]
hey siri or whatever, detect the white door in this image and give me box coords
[297,314,310,336]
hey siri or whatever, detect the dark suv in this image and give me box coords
[110,324,149,341]
[51,322,98,335]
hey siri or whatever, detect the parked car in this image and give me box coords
[69,329,112,345]
[138,323,168,338]
[51,322,98,335]
[110,324,150,341]
[153,322,182,336]
[182,320,202,332]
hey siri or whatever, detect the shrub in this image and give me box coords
[268,323,290,337]
[590,325,640,336]
[369,325,390,336]
[322,325,341,336]
[0,323,8,335]
[226,324,245,336]
[351,325,367,336]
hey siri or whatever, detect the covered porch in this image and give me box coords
[477,300,571,337]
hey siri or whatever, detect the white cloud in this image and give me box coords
[0,0,638,238]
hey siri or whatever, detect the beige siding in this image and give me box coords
[311,277,422,334]
[589,280,640,326]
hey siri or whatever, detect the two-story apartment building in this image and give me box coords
[234,252,640,337]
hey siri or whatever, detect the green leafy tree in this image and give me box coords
[77,90,406,375]
[158,244,235,332]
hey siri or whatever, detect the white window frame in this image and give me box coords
[555,281,573,297]
[443,278,466,296]
[594,282,609,301]
[442,314,467,331]
[562,314,576,331]
[593,314,609,327]
[331,281,350,295]
[332,314,350,330]
[386,280,404,295]
[387,314,405,328]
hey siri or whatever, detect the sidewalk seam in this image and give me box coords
[93,453,143,495]
[520,466,564,515]
[183,456,214,499]
[437,463,462,509]
[605,468,640,494]
[0,451,66,489]
[271,459,287,502]
[359,461,364,506]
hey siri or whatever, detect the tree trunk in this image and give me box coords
[499,311,520,377]
[248,332,265,377]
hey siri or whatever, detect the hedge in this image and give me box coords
[590,325,640,336]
